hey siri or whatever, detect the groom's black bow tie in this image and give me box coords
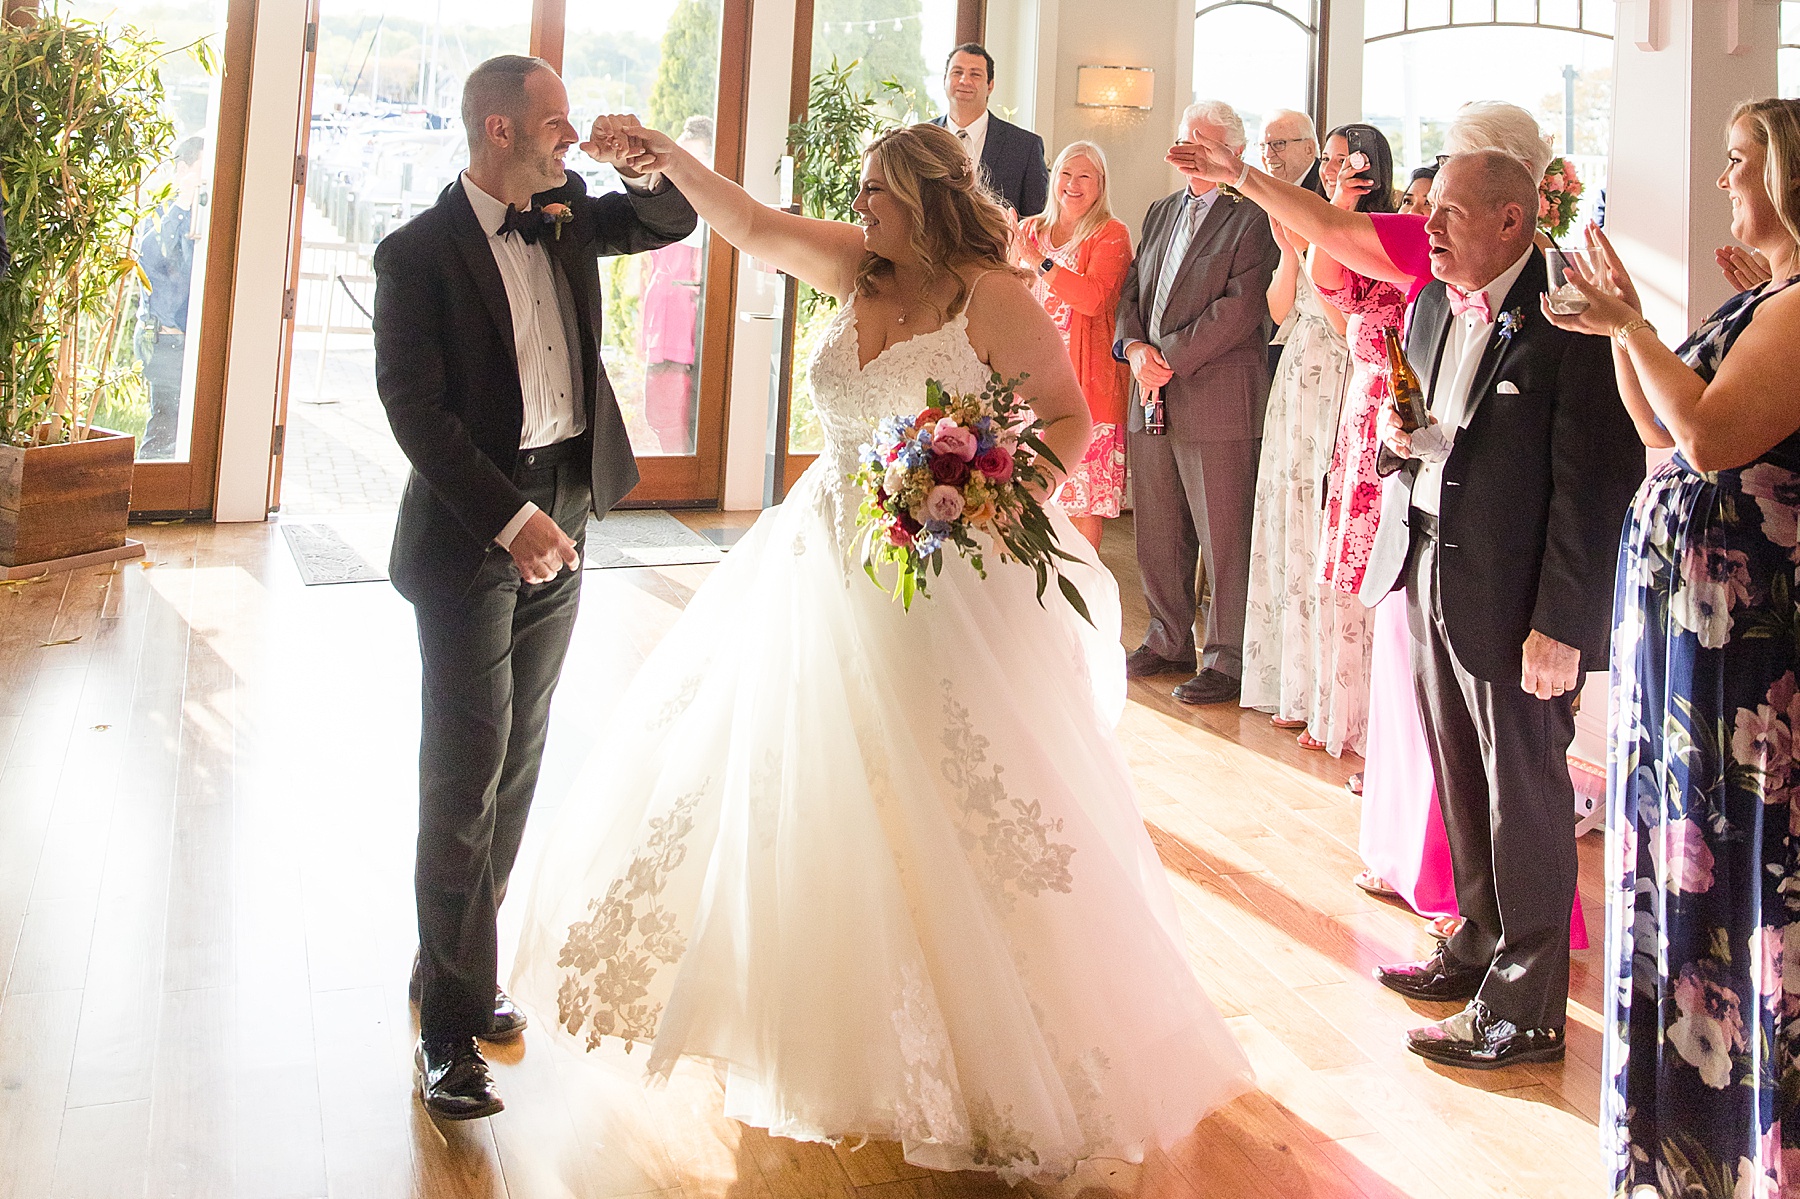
[499,204,547,245]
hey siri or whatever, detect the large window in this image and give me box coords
[1193,0,1318,134]
[66,0,230,467]
[1364,0,1611,221]
[565,0,725,461]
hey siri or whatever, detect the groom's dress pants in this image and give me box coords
[412,450,589,1041]
[1405,520,1576,1032]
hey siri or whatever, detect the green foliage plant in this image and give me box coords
[647,0,721,135]
[0,5,209,448]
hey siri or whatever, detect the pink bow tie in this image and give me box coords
[1446,286,1491,323]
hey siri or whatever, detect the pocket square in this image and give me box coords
[1495,381,1521,394]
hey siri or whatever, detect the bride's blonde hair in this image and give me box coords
[854,123,1028,321]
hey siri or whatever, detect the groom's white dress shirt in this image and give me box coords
[461,172,586,549]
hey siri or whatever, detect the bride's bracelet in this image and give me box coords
[1232,160,1252,190]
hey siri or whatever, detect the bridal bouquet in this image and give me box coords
[852,371,1092,623]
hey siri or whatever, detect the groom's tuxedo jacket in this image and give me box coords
[1357,254,1643,682]
[372,169,696,602]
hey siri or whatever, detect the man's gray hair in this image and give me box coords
[1444,101,1554,183]
[1443,149,1541,221]
[1181,100,1248,151]
[1262,109,1317,142]
[461,54,553,153]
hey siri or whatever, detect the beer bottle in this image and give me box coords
[1375,324,1429,475]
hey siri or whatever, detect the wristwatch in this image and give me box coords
[1039,256,1055,275]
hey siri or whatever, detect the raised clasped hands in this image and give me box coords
[1165,133,1242,187]
[582,114,675,180]
[1538,222,1644,338]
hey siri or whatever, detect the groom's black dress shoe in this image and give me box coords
[1125,645,1197,679]
[1405,1001,1565,1070]
[416,1037,505,1120]
[1172,669,1241,705]
[1373,947,1486,1002]
[409,953,529,1042]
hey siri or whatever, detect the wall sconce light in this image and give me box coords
[1076,65,1155,110]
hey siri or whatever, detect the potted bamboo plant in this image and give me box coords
[0,6,183,571]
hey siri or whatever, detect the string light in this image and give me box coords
[827,11,924,33]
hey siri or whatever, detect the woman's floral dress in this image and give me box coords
[1607,277,1800,1198]
[1313,270,1408,592]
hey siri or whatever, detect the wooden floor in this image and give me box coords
[0,514,1609,1199]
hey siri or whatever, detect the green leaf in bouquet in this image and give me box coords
[1057,575,1095,627]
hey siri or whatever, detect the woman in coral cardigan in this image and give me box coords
[1016,141,1133,551]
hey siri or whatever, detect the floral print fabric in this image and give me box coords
[1606,277,1800,1198]
[1313,270,1408,594]
[1055,422,1126,518]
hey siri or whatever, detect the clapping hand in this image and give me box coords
[1538,222,1644,337]
[1717,244,1773,292]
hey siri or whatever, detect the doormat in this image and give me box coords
[281,522,385,585]
[280,510,725,586]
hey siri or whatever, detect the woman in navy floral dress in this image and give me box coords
[1543,99,1800,1197]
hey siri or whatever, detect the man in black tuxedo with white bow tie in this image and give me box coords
[1360,151,1640,1069]
[373,54,694,1120]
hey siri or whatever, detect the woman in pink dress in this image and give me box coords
[1169,103,1588,948]
[1016,141,1133,551]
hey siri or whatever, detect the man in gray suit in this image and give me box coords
[1115,100,1280,705]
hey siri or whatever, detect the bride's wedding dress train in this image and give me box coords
[512,296,1252,1182]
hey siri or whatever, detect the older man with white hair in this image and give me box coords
[1258,109,1323,192]
[1115,100,1281,705]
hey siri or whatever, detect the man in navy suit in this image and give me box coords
[929,44,1048,216]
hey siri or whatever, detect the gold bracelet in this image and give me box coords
[1613,318,1655,346]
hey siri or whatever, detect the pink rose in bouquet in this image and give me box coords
[932,418,979,461]
[976,444,1015,482]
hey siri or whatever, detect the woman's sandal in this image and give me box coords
[1345,772,1364,795]
[1297,732,1326,750]
[1429,915,1465,941]
[1353,869,1400,897]
[1270,715,1307,730]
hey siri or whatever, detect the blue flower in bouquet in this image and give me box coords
[925,519,952,535]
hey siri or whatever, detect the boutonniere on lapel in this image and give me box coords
[540,202,573,241]
[1218,184,1246,203]
[1495,307,1526,343]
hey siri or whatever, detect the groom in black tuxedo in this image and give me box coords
[373,55,694,1119]
[1360,151,1640,1069]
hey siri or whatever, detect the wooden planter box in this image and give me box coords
[0,426,135,569]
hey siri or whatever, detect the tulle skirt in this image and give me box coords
[511,464,1254,1183]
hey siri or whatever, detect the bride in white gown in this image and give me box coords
[511,120,1252,1183]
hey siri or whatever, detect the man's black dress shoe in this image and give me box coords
[1406,1001,1565,1070]
[1171,669,1241,705]
[416,1037,505,1120]
[1373,946,1485,1002]
[1125,645,1197,679]
[409,953,529,1042]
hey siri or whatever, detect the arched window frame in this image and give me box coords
[1364,0,1613,44]
[1194,0,1325,126]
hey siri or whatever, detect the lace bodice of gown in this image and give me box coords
[804,298,994,541]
